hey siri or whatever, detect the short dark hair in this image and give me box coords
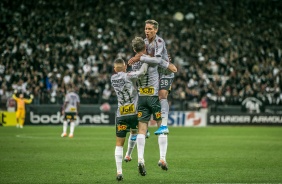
[132,37,145,53]
[145,19,159,29]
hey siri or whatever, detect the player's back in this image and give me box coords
[64,92,80,113]
[111,72,138,117]
[132,61,159,96]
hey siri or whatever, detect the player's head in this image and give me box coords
[67,84,75,92]
[132,37,146,53]
[145,19,158,41]
[19,93,24,98]
[114,58,127,72]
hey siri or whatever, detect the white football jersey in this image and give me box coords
[144,35,174,78]
[132,60,159,96]
[64,92,80,113]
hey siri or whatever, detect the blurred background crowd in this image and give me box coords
[0,0,281,110]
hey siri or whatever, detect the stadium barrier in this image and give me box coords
[19,105,208,127]
[0,111,17,126]
[3,105,282,126]
[25,105,114,125]
[208,113,282,125]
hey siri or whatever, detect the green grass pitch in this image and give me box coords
[0,126,282,183]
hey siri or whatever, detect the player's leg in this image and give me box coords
[151,96,168,170]
[137,121,147,176]
[61,114,68,137]
[19,110,25,128]
[115,118,127,181]
[124,128,137,162]
[16,110,20,128]
[154,91,169,134]
[69,121,75,138]
[156,120,168,171]
[155,77,173,135]
[115,136,125,181]
[69,113,77,138]
[123,115,138,162]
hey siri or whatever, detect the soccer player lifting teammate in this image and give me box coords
[129,19,176,135]
[111,58,148,181]
[129,37,177,176]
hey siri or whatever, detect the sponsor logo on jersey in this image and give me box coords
[155,112,161,119]
[117,124,127,131]
[139,87,154,95]
[120,104,135,115]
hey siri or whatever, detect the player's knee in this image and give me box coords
[159,91,168,100]
[159,95,167,100]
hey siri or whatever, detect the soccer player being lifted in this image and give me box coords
[129,37,177,175]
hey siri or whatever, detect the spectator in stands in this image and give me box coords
[0,0,281,110]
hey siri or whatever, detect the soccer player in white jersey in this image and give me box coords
[61,86,80,138]
[128,20,176,135]
[111,58,148,181]
[129,37,177,175]
[144,19,174,135]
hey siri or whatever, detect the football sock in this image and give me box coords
[160,99,169,126]
[115,146,123,174]
[70,122,75,135]
[137,134,146,163]
[63,121,68,134]
[158,134,168,161]
[125,133,136,157]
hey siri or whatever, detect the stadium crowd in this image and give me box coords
[0,0,281,110]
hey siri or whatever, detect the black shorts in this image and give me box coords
[116,114,138,138]
[159,77,174,92]
[137,96,162,122]
[64,112,77,121]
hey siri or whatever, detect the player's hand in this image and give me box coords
[168,63,177,73]
[128,53,142,65]
[30,94,34,99]
[14,90,17,94]
[168,54,172,62]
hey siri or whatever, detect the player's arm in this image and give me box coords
[12,94,18,100]
[76,100,80,115]
[24,94,34,104]
[127,63,148,79]
[12,90,19,100]
[128,52,143,66]
[140,55,177,73]
[24,98,32,104]
[62,101,68,115]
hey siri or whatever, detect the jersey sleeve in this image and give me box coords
[140,55,169,69]
[155,38,165,57]
[12,94,19,100]
[64,94,70,102]
[24,98,33,104]
[127,63,148,80]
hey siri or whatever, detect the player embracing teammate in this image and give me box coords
[126,19,177,177]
